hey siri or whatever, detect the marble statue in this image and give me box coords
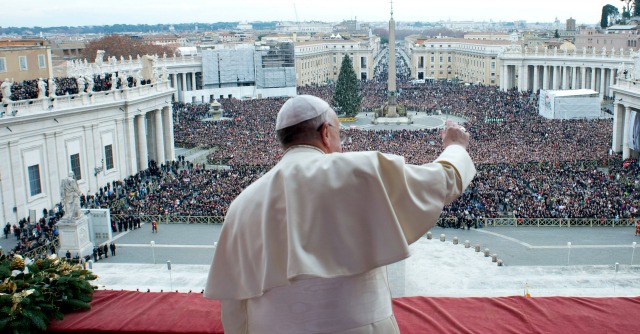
[634,53,640,80]
[110,73,117,90]
[95,50,105,65]
[582,47,587,56]
[119,73,127,88]
[85,75,94,93]
[37,78,46,98]
[48,78,57,97]
[60,171,82,219]
[76,76,86,94]
[161,67,168,81]
[141,55,156,82]
[1,78,12,102]
[134,70,142,86]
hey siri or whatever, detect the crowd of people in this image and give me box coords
[3,59,640,259]
[0,73,141,101]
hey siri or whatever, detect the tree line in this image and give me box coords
[0,22,278,35]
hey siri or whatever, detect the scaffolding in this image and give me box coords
[201,43,295,90]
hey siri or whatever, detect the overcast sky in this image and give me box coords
[4,0,618,28]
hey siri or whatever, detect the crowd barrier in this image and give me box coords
[110,214,636,227]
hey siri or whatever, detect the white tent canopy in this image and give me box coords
[538,89,600,120]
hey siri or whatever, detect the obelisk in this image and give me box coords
[387,0,398,117]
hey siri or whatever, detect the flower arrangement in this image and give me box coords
[0,253,97,333]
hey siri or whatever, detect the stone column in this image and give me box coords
[501,64,508,91]
[191,72,196,91]
[581,67,586,89]
[170,74,178,101]
[543,65,549,90]
[44,133,60,208]
[154,109,165,164]
[609,68,616,97]
[146,115,156,162]
[599,67,606,98]
[162,106,175,161]
[562,66,569,89]
[623,106,632,160]
[181,73,187,96]
[135,114,148,171]
[612,103,624,153]
[518,65,525,91]
[533,65,539,92]
[590,67,596,90]
[571,67,577,89]
[125,117,138,175]
[0,143,15,223]
[552,66,559,90]
[8,141,25,221]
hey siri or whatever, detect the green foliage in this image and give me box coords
[602,4,620,27]
[332,54,361,117]
[0,254,97,333]
[554,29,560,38]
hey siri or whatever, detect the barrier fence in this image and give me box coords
[110,215,636,228]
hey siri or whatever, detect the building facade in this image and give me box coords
[0,76,175,224]
[0,39,53,82]
[405,36,509,85]
[294,38,380,86]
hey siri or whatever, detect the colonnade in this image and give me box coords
[167,72,200,102]
[130,105,175,172]
[501,63,618,98]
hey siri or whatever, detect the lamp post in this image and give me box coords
[566,242,571,266]
[150,241,156,264]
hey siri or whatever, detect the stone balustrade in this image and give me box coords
[0,79,172,117]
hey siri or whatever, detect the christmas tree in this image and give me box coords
[332,54,361,118]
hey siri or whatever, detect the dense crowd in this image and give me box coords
[4,57,640,260]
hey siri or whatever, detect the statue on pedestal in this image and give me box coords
[86,75,94,93]
[48,78,57,97]
[95,50,105,65]
[76,76,86,94]
[1,78,12,102]
[110,73,117,90]
[37,78,46,98]
[60,171,82,219]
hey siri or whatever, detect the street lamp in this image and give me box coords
[150,241,156,264]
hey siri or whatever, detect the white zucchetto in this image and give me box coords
[275,95,332,130]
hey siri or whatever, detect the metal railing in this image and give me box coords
[22,238,60,259]
[110,214,636,228]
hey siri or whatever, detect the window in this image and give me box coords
[105,145,114,170]
[418,56,424,68]
[0,58,5,73]
[19,56,28,71]
[28,165,42,196]
[38,54,46,68]
[70,153,82,180]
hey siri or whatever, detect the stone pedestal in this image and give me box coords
[57,216,93,259]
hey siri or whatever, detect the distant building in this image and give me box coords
[575,19,640,50]
[567,17,576,31]
[236,21,253,31]
[0,39,53,82]
[405,35,509,85]
[463,32,510,41]
[294,37,380,86]
[275,22,334,34]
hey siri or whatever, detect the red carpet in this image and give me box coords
[47,290,640,333]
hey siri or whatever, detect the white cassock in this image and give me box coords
[205,145,476,333]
